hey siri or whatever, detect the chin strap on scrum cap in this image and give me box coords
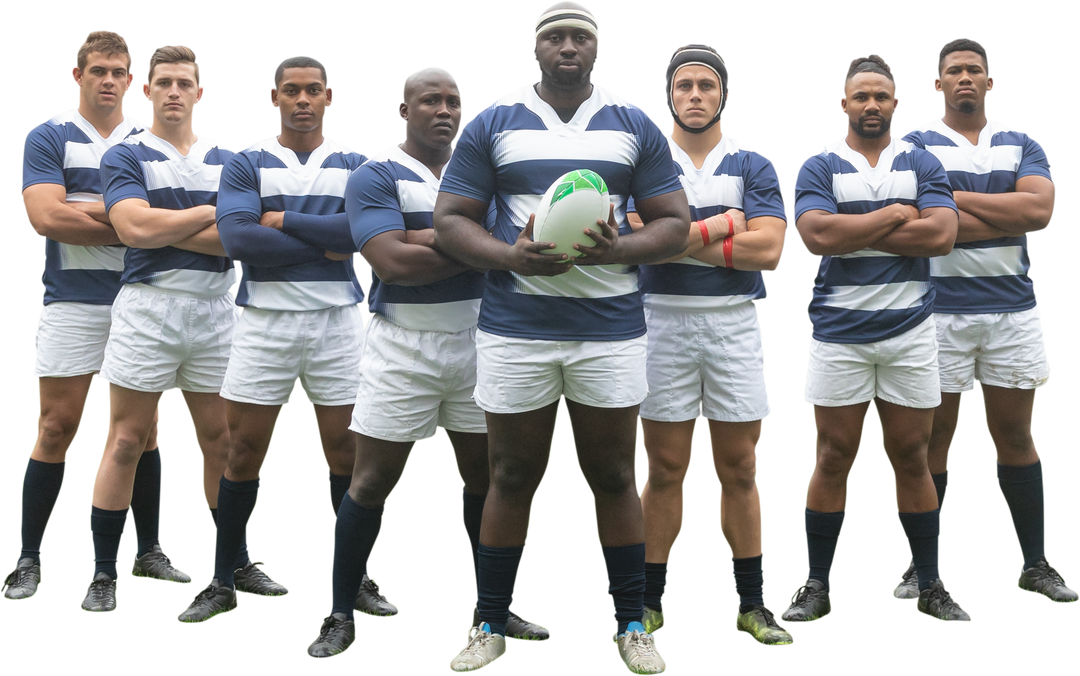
[666,44,728,134]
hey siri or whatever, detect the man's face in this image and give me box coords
[403,79,461,148]
[937,51,991,115]
[671,65,722,129]
[843,72,896,139]
[144,62,201,126]
[535,26,596,87]
[74,52,132,112]
[273,67,330,133]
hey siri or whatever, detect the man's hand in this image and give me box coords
[504,214,574,277]
[325,250,351,261]
[260,211,285,230]
[726,209,748,235]
[573,204,621,265]
[405,228,436,248]
[69,201,111,225]
[894,203,921,224]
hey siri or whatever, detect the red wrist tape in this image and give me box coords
[723,235,734,268]
[697,220,711,246]
[721,212,734,236]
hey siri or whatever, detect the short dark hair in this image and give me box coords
[275,57,327,87]
[847,54,893,82]
[149,45,199,84]
[938,39,987,74]
[77,31,130,71]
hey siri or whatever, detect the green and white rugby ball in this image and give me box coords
[533,169,610,257]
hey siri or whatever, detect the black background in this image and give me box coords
[8,9,1071,669]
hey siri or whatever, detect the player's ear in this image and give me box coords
[73,67,82,85]
[143,83,151,99]
[126,72,133,87]
[271,88,279,107]
[986,77,993,90]
[400,102,408,120]
[841,97,847,113]
[325,87,332,105]
[195,86,203,103]
[935,78,942,92]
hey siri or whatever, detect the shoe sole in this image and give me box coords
[780,610,827,622]
[1018,580,1079,602]
[4,589,37,600]
[81,603,116,612]
[356,606,397,616]
[507,631,548,641]
[737,626,793,645]
[179,602,237,623]
[236,588,288,596]
[132,569,191,583]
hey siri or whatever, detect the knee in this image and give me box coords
[349,468,398,507]
[815,436,857,479]
[583,461,636,497]
[109,431,146,467]
[988,423,1034,458]
[226,438,264,478]
[716,452,757,494]
[490,460,543,500]
[888,439,931,482]
[37,411,80,455]
[647,451,689,490]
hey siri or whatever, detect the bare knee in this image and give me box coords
[349,468,399,507]
[109,431,147,467]
[582,460,636,498]
[815,431,858,478]
[490,459,544,503]
[716,450,757,494]
[36,411,81,459]
[227,437,266,480]
[647,450,689,491]
[988,422,1035,460]
[887,437,931,483]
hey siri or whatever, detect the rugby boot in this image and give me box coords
[893,561,919,599]
[132,544,191,583]
[308,612,355,658]
[233,562,288,596]
[3,558,41,600]
[737,605,793,645]
[641,606,664,633]
[917,579,970,620]
[450,623,506,672]
[355,574,397,615]
[472,607,550,640]
[81,572,116,612]
[617,624,666,674]
[178,580,237,622]
[781,579,830,621]
[1019,557,1079,602]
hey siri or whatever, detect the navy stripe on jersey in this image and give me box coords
[794,138,956,344]
[217,137,365,311]
[102,131,235,296]
[634,135,786,311]
[22,110,142,305]
[440,85,682,341]
[905,120,1050,314]
[348,146,485,333]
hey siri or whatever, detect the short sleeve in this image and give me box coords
[794,155,838,219]
[101,144,149,210]
[629,115,682,201]
[740,153,787,221]
[216,154,263,219]
[346,162,407,252]
[22,124,66,190]
[902,130,927,149]
[1016,135,1052,181]
[913,150,958,212]
[440,114,496,203]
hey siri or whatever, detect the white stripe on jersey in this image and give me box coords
[383,298,483,333]
[931,246,1025,278]
[687,173,745,211]
[837,248,900,259]
[259,166,350,198]
[492,128,638,167]
[58,243,125,271]
[824,281,929,312]
[643,293,755,311]
[143,160,223,193]
[397,179,437,213]
[63,141,108,169]
[516,264,638,299]
[930,143,1023,175]
[244,280,360,310]
[831,170,917,204]
[145,269,234,297]
[66,192,104,203]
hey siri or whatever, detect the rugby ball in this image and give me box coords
[533,169,610,257]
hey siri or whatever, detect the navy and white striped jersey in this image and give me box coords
[348,146,485,333]
[904,120,1051,314]
[102,131,235,296]
[794,138,956,344]
[635,135,786,311]
[217,137,365,311]
[22,110,142,305]
[440,85,683,341]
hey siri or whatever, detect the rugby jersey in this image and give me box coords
[217,137,365,311]
[634,135,786,311]
[349,146,485,333]
[904,120,1051,314]
[794,138,956,344]
[102,131,235,296]
[440,84,682,341]
[23,110,141,305]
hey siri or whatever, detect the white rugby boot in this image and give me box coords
[450,623,506,672]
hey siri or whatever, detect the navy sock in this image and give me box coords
[131,449,162,557]
[20,459,65,563]
[331,494,383,619]
[998,461,1045,569]
[91,506,127,579]
[603,543,646,636]
[213,477,259,586]
[805,509,844,591]
[329,473,350,514]
[463,490,486,587]
[643,562,667,612]
[734,555,764,612]
[899,509,940,591]
[477,544,523,637]
[932,471,948,510]
[210,508,251,569]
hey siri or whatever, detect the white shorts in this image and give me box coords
[641,304,769,423]
[474,329,649,414]
[221,305,362,406]
[936,308,1049,392]
[350,315,486,442]
[805,316,941,409]
[35,302,113,378]
[100,284,237,393]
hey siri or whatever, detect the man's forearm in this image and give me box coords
[172,224,227,257]
[955,191,1051,234]
[434,215,513,270]
[111,202,217,249]
[954,209,1012,243]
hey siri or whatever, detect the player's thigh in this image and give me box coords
[107,384,163,459]
[446,430,490,492]
[562,335,649,410]
[350,316,443,443]
[976,308,1050,390]
[101,285,186,392]
[566,400,639,492]
[813,401,871,471]
[640,308,705,424]
[176,293,237,394]
[875,317,941,410]
[351,433,414,504]
[935,313,980,394]
[642,419,695,485]
[182,390,230,450]
[220,308,303,406]
[35,302,112,379]
[485,404,558,495]
[981,384,1036,458]
[299,305,362,408]
[804,337,876,408]
[473,330,563,414]
[701,304,769,423]
[708,419,761,489]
